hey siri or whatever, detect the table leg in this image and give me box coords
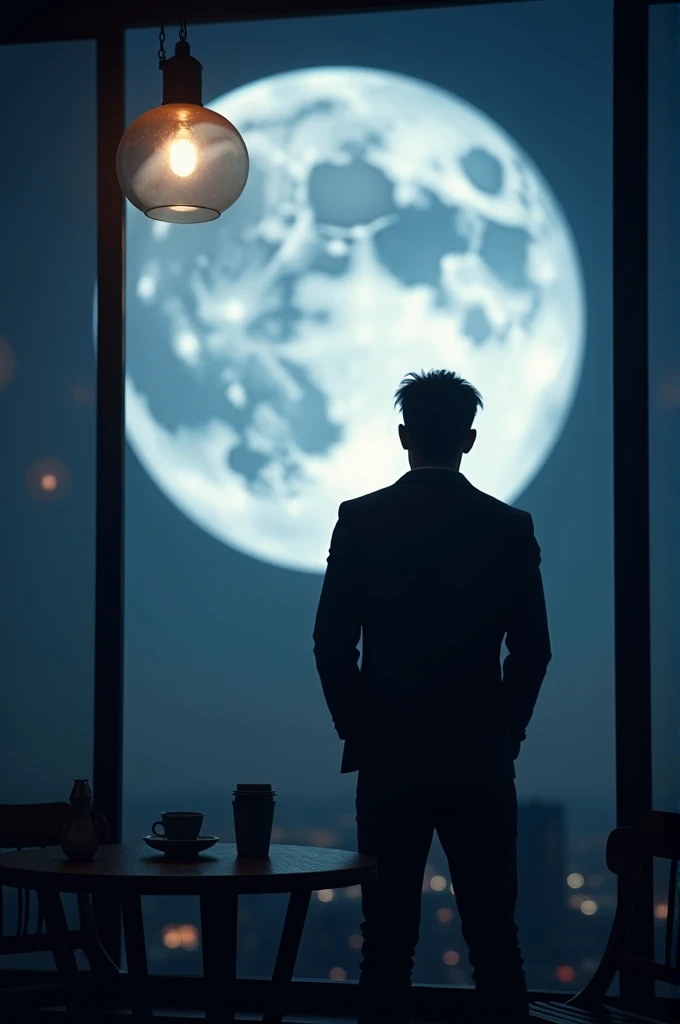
[38,889,88,1021]
[263,889,311,1024]
[121,892,152,1019]
[201,891,238,1023]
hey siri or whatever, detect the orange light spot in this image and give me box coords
[347,933,363,950]
[329,967,347,981]
[443,950,460,966]
[178,924,199,950]
[40,474,58,492]
[436,907,454,924]
[556,965,576,983]
[162,926,182,949]
[26,458,70,501]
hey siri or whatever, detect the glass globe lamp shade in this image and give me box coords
[116,41,249,224]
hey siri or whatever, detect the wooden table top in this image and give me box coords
[0,843,377,896]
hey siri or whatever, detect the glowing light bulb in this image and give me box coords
[116,40,249,222]
[169,136,198,177]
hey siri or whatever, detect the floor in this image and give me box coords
[153,1015,462,1022]
[20,1013,470,1023]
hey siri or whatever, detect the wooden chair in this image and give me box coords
[0,801,118,1009]
[533,810,679,1024]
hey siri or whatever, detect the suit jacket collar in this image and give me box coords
[396,468,472,487]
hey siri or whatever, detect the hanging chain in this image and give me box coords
[158,3,167,68]
[158,1,188,69]
[179,0,188,42]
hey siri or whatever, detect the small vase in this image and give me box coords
[60,780,99,862]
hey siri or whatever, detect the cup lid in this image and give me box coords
[234,783,275,795]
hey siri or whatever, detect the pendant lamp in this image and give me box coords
[116,6,249,224]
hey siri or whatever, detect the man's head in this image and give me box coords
[394,369,483,471]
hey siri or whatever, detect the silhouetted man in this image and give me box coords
[313,370,552,1024]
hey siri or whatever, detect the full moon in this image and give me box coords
[125,66,585,574]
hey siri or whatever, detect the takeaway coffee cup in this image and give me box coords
[232,784,275,858]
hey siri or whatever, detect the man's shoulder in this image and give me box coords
[339,480,532,538]
[339,484,398,517]
[467,484,533,529]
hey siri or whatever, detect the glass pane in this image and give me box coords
[0,39,96,967]
[123,0,614,994]
[649,2,680,999]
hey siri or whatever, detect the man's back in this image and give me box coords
[313,467,551,787]
[313,370,550,1024]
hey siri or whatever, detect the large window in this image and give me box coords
[0,39,96,806]
[0,38,97,967]
[121,0,616,992]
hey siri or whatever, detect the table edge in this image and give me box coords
[0,845,377,895]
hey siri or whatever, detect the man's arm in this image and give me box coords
[313,503,362,741]
[502,514,552,756]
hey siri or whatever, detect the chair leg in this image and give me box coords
[567,868,638,1009]
[38,889,89,1022]
[263,889,311,1024]
[121,892,152,1020]
[568,957,618,1010]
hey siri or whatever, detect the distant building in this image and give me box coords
[516,800,567,962]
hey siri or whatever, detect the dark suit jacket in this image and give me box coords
[312,468,552,787]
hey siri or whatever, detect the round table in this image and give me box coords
[0,842,377,1022]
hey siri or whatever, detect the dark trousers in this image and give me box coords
[355,775,528,1024]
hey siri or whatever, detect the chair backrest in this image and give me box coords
[606,810,680,987]
[0,802,109,956]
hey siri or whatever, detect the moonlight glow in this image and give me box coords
[124,66,586,574]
